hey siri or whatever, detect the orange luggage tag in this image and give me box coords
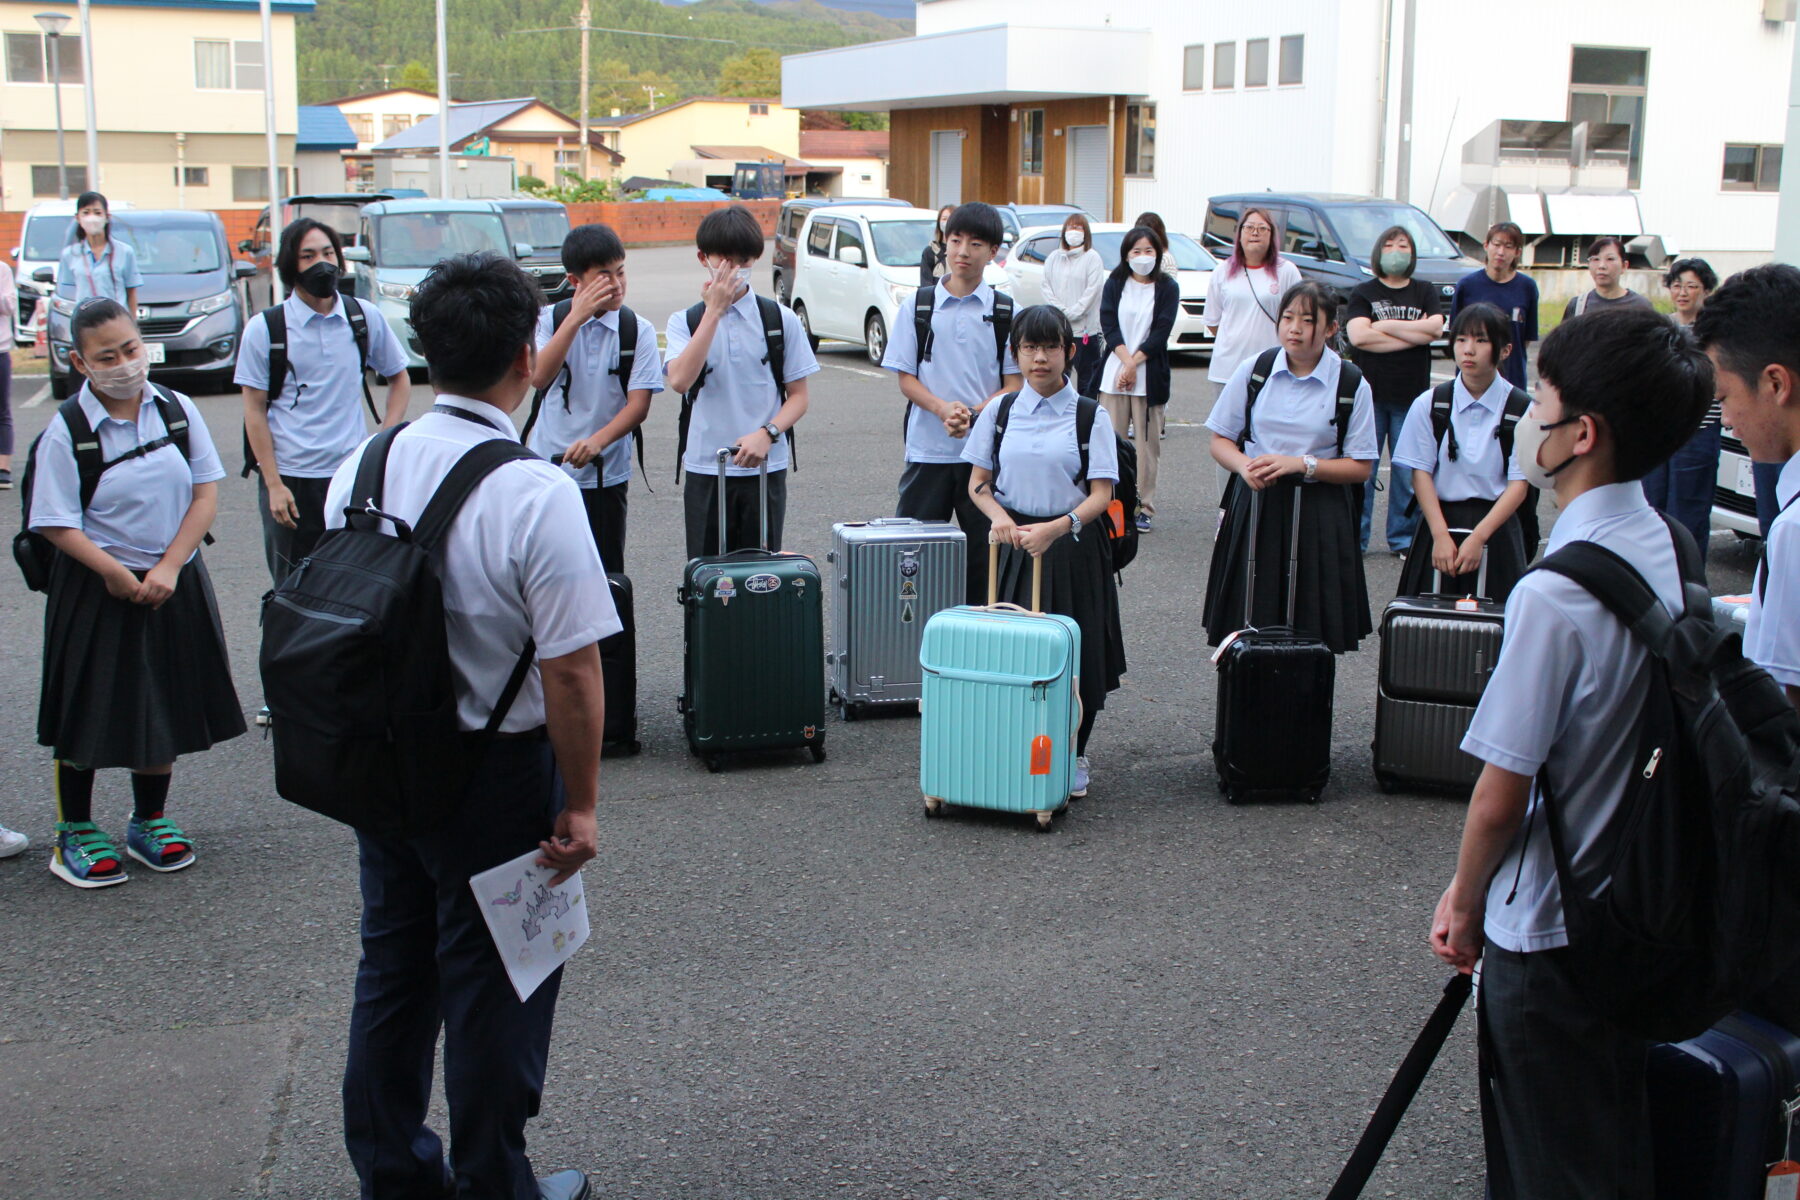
[1106,498,1125,538]
[1766,1097,1800,1200]
[1029,734,1053,776]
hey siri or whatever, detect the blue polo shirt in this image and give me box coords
[1449,269,1539,389]
[882,280,1020,465]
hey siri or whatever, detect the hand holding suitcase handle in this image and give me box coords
[985,538,1043,614]
[1431,527,1490,601]
[714,447,770,555]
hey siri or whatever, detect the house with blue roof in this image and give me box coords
[295,105,357,193]
[1,0,314,209]
[371,97,624,185]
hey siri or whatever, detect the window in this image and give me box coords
[1246,38,1270,87]
[1183,44,1205,91]
[806,217,835,258]
[1279,35,1304,85]
[383,114,413,139]
[555,149,580,167]
[347,113,374,142]
[1278,206,1333,259]
[749,103,769,115]
[1213,42,1236,89]
[7,30,82,83]
[234,39,264,91]
[1724,144,1783,191]
[31,165,89,196]
[195,38,262,89]
[1124,103,1156,177]
[833,220,866,264]
[1570,46,1649,188]
[1017,234,1058,264]
[1020,108,1044,175]
[233,166,292,202]
[172,166,210,187]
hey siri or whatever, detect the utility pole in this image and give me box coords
[578,0,591,180]
[78,0,97,187]
[1394,0,1416,202]
[34,12,70,198]
[436,0,451,196]
[259,0,283,300]
[643,83,658,112]
[1778,23,1800,264]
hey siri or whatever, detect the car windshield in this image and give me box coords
[501,208,570,251]
[373,212,509,268]
[868,219,937,268]
[1329,205,1462,260]
[1014,207,1080,228]
[291,202,367,244]
[114,221,223,274]
[22,215,72,260]
[1091,230,1217,272]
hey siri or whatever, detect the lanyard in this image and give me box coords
[79,241,118,301]
[431,403,512,436]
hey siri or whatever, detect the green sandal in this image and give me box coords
[49,821,128,889]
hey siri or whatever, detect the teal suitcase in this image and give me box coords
[919,548,1080,830]
[678,452,827,772]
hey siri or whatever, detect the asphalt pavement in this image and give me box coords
[0,245,1762,1199]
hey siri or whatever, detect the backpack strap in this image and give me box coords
[675,301,709,483]
[1575,291,1589,318]
[344,298,379,423]
[1334,360,1363,458]
[612,307,653,492]
[1238,347,1282,452]
[411,437,540,553]
[755,294,794,472]
[1531,515,1711,657]
[913,285,937,364]
[521,297,575,445]
[991,290,1013,371]
[1430,380,1458,462]
[987,391,1019,491]
[243,305,290,479]
[1075,395,1097,486]
[58,396,106,511]
[1498,387,1530,464]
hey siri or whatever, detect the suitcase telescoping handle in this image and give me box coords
[713,447,770,555]
[1241,487,1303,629]
[985,538,1044,613]
[1431,527,1490,600]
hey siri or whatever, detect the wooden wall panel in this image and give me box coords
[893,98,1125,215]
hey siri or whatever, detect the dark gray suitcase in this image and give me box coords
[1372,538,1505,794]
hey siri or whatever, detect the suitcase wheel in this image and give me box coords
[1221,784,1243,806]
[676,694,685,715]
[924,794,945,818]
[1034,811,1055,832]
[704,754,723,774]
[809,744,827,764]
[841,702,860,721]
[1376,775,1398,794]
[1308,788,1323,805]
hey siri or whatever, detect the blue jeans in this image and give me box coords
[1641,423,1721,562]
[1361,403,1417,552]
[1756,458,1785,538]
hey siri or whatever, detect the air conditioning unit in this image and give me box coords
[1765,0,1795,22]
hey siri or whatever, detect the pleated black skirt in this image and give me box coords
[38,552,247,769]
[994,511,1127,721]
[1395,497,1528,602]
[1203,476,1373,654]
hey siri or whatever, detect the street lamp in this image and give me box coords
[34,11,71,199]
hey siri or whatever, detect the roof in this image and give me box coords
[590,96,782,128]
[323,86,442,107]
[1211,192,1391,205]
[373,98,537,151]
[799,130,890,160]
[86,0,312,9]
[691,146,810,168]
[296,106,358,151]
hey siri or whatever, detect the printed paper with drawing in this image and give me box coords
[469,849,590,1003]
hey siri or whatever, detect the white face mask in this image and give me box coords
[1064,229,1085,248]
[1512,413,1579,491]
[85,353,149,399]
[78,213,106,236]
[1129,255,1157,276]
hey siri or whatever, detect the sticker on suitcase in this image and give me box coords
[714,575,736,604]
[745,573,781,594]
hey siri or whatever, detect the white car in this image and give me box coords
[1714,431,1761,538]
[789,204,1009,367]
[10,198,135,345]
[1002,223,1217,355]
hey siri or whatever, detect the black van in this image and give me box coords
[772,196,909,304]
[1203,193,1480,313]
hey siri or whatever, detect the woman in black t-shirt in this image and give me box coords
[1345,225,1443,554]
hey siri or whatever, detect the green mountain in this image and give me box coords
[296,0,910,112]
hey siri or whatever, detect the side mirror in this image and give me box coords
[8,246,17,260]
[237,239,255,255]
[232,259,256,279]
[836,244,865,267]
[342,245,372,264]
[1297,239,1327,259]
[514,242,535,259]
[32,267,54,283]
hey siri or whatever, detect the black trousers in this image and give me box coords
[683,468,786,560]
[258,473,334,588]
[342,736,565,1200]
[1515,486,1542,563]
[1478,945,1652,1199]
[896,460,990,606]
[579,481,628,574]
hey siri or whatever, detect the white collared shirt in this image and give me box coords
[29,382,226,570]
[882,279,1021,465]
[1463,481,1684,953]
[1391,374,1527,503]
[234,292,410,478]
[530,305,665,488]
[1202,258,1304,383]
[324,397,619,733]
[961,381,1120,517]
[1747,453,1800,688]
[1204,347,1378,461]
[664,288,819,478]
[58,238,142,306]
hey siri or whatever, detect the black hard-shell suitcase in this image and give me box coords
[600,572,640,756]
[1211,488,1334,804]
[1648,1011,1800,1199]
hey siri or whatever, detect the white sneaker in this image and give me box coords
[0,824,29,859]
[1071,756,1090,799]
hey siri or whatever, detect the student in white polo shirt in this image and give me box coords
[237,217,410,585]
[527,222,663,573]
[1429,306,1712,1196]
[883,201,1022,605]
[664,204,817,561]
[1695,263,1800,706]
[324,251,611,1200]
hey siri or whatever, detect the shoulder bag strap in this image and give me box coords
[411,437,539,552]
[344,422,407,533]
[1532,540,1677,656]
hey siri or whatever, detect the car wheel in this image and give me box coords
[773,270,786,304]
[864,311,887,368]
[794,301,821,352]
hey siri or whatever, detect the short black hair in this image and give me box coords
[695,203,764,261]
[1537,306,1713,481]
[1664,256,1718,293]
[275,217,345,288]
[562,222,625,275]
[1007,303,1075,361]
[1694,262,1800,392]
[70,296,132,356]
[1110,225,1164,283]
[1278,279,1340,327]
[70,190,110,243]
[1484,222,1525,250]
[1451,301,1510,354]
[1585,235,1626,260]
[1371,225,1417,278]
[944,202,1004,248]
[409,251,543,394]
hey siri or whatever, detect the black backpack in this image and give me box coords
[1428,379,1531,464]
[14,386,204,593]
[1528,514,1800,1041]
[241,299,377,478]
[521,299,649,487]
[990,391,1139,573]
[676,295,790,483]
[904,285,1013,437]
[258,422,540,838]
[1238,346,1365,519]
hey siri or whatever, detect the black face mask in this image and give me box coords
[297,260,340,300]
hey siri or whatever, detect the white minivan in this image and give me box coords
[789,204,1009,367]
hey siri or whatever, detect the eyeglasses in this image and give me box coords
[1240,224,1273,234]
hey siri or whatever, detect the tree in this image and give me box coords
[398,59,434,92]
[715,47,780,99]
[843,111,890,131]
[590,60,681,116]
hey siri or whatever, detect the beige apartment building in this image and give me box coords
[592,96,800,184]
[0,0,304,211]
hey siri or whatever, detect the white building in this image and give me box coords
[784,0,1795,271]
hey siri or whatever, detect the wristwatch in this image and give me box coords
[1302,454,1319,482]
[762,421,781,441]
[1066,511,1082,537]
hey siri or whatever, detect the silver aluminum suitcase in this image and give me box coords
[1373,539,1505,794]
[827,518,965,719]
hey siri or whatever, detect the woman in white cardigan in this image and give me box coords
[1042,213,1107,396]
